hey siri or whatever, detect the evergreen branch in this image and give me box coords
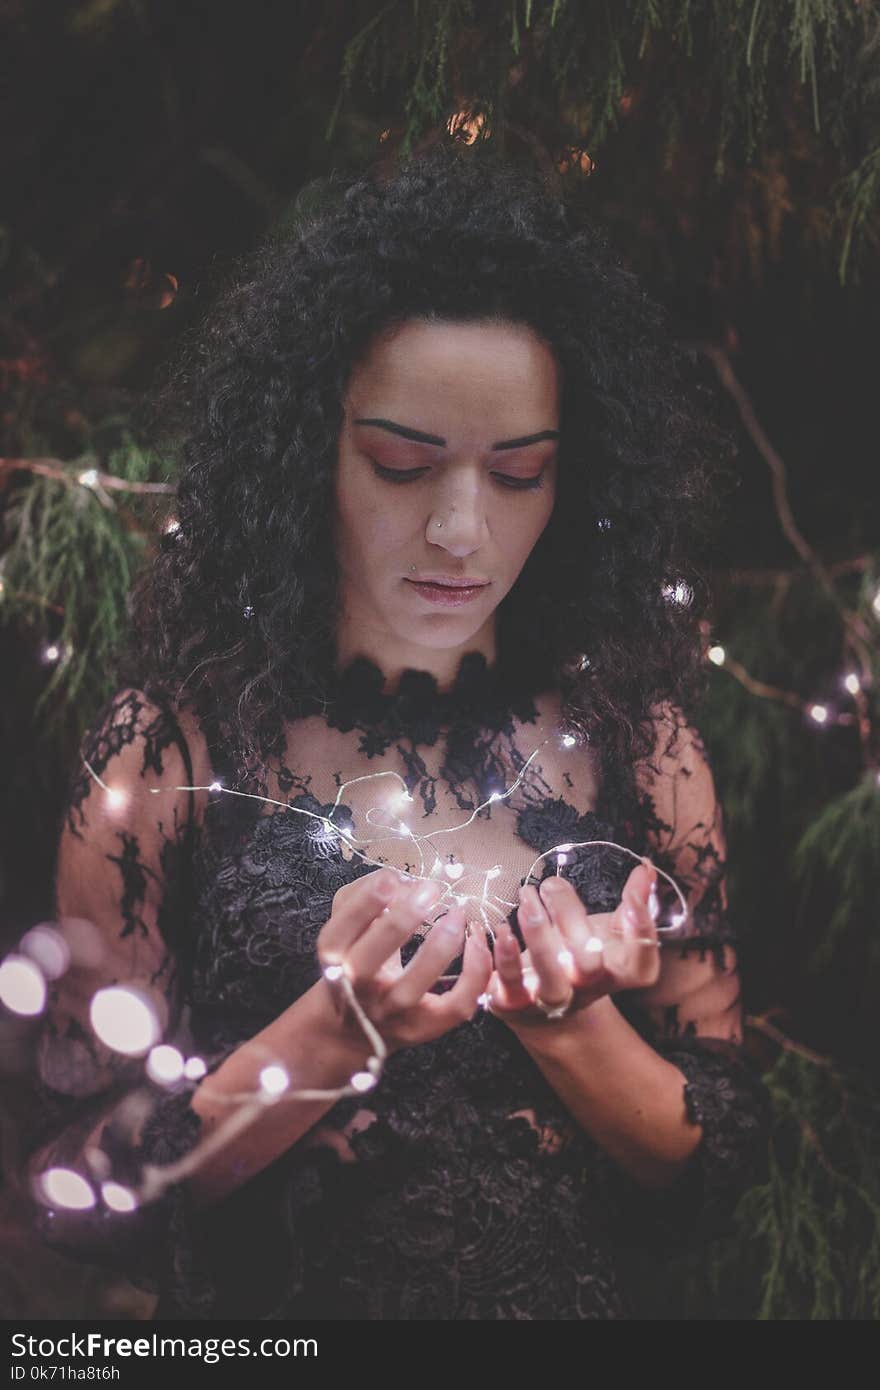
[0,586,65,617]
[696,344,828,574]
[710,555,872,585]
[0,457,176,499]
[696,343,875,687]
[746,1011,833,1067]
[716,653,818,712]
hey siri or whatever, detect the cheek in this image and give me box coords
[503,494,555,563]
[335,474,412,561]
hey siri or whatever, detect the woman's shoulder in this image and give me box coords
[72,684,219,834]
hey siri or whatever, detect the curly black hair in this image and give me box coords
[119,141,736,780]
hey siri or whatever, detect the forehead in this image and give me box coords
[345,318,561,436]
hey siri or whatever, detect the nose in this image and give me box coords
[426,472,490,556]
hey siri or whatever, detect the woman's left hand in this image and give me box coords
[484,860,661,1031]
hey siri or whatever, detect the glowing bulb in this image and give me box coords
[323,963,345,982]
[351,1070,377,1092]
[101,1182,138,1213]
[105,787,128,812]
[477,992,492,1009]
[20,924,69,981]
[488,792,503,803]
[42,643,61,664]
[556,853,568,868]
[398,821,413,836]
[208,781,222,793]
[259,1064,289,1096]
[844,673,860,695]
[163,516,180,534]
[146,1044,184,1085]
[90,986,160,1055]
[597,516,612,531]
[561,733,576,747]
[40,1168,95,1211]
[662,580,693,605]
[0,955,46,1016]
[183,1056,207,1081]
[809,704,829,724]
[77,469,99,488]
[708,645,725,665]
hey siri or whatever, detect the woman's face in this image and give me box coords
[333,317,561,678]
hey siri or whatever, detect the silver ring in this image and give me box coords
[532,985,575,1021]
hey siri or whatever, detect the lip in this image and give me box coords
[407,575,490,588]
[404,578,490,607]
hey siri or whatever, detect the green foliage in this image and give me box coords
[0,433,174,739]
[792,772,880,973]
[751,1049,880,1319]
[620,1048,880,1319]
[327,0,879,283]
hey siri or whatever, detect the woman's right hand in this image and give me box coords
[316,868,493,1055]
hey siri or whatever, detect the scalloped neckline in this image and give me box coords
[319,648,550,740]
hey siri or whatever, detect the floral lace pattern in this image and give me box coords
[15,654,772,1320]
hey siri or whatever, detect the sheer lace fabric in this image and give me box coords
[15,653,772,1320]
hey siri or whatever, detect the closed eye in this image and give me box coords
[368,461,547,491]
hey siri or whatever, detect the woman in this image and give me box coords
[18,143,771,1319]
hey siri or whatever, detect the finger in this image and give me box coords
[319,868,401,959]
[337,879,445,981]
[492,922,533,1009]
[428,926,493,1028]
[614,874,660,983]
[387,907,466,1008]
[622,861,656,913]
[517,886,572,1003]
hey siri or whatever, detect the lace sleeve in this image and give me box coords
[12,687,232,1303]
[603,704,773,1251]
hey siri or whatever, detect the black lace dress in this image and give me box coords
[17,651,772,1320]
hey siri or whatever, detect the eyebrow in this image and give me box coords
[353,417,560,451]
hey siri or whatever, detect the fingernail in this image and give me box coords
[519,894,544,925]
[540,876,565,896]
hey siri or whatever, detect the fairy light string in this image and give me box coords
[6,721,695,1219]
[5,557,877,1213]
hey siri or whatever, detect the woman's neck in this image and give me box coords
[333,620,498,696]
